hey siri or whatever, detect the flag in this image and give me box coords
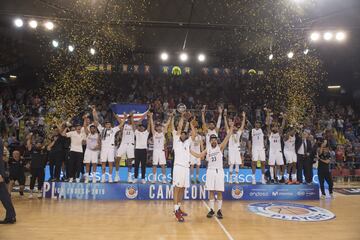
[110,103,148,124]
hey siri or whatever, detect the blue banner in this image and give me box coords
[43,182,319,201]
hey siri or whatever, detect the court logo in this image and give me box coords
[231,186,244,199]
[248,202,335,222]
[125,185,138,199]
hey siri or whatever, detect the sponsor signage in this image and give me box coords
[248,202,335,222]
[43,182,319,201]
[333,188,360,195]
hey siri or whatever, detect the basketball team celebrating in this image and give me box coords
[51,104,321,222]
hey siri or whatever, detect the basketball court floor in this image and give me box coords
[1,187,360,240]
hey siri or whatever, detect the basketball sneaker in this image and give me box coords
[229,178,233,184]
[101,174,106,183]
[114,175,120,183]
[28,191,34,199]
[162,178,167,184]
[75,178,80,183]
[133,178,137,183]
[261,176,266,184]
[92,176,97,183]
[84,176,89,184]
[69,178,73,183]
[235,178,239,184]
[127,174,132,183]
[320,194,326,199]
[216,210,223,219]
[252,178,256,185]
[37,192,43,198]
[175,210,184,222]
[141,179,146,184]
[179,208,188,217]
[207,209,215,218]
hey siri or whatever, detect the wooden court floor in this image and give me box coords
[1,193,360,240]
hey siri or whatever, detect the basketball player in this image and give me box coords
[266,110,286,183]
[116,113,136,183]
[224,111,246,184]
[202,105,222,149]
[172,112,194,222]
[190,121,233,219]
[189,122,203,184]
[83,125,100,183]
[93,107,125,183]
[149,112,172,184]
[249,120,266,184]
[283,128,299,184]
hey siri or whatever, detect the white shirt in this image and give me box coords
[98,125,120,148]
[269,132,282,151]
[173,135,191,167]
[205,129,217,149]
[121,124,135,144]
[86,133,99,151]
[66,131,86,153]
[135,130,149,149]
[206,145,223,169]
[284,135,296,152]
[229,130,243,151]
[251,128,264,148]
[297,139,307,155]
[153,131,165,150]
[190,134,202,153]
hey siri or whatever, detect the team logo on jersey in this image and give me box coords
[125,185,138,199]
[248,202,335,222]
[231,186,244,199]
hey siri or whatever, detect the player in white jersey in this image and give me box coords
[172,112,195,222]
[249,120,266,184]
[116,113,136,183]
[149,112,172,184]
[189,124,204,184]
[93,107,125,183]
[283,128,299,184]
[83,125,100,183]
[201,105,222,150]
[224,111,246,184]
[190,122,233,219]
[265,110,286,184]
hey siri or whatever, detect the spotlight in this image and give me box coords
[327,85,341,89]
[335,32,346,41]
[28,20,38,29]
[52,40,59,48]
[287,51,294,59]
[68,45,75,52]
[268,54,273,60]
[14,18,23,28]
[310,32,320,41]
[160,52,169,61]
[90,48,96,55]
[303,49,309,55]
[198,53,206,62]
[44,21,54,30]
[9,75,17,79]
[179,53,188,62]
[323,32,333,41]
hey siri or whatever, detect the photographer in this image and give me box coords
[8,150,26,196]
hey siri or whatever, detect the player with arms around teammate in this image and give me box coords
[172,112,194,222]
[224,110,246,184]
[83,124,100,183]
[149,111,172,184]
[191,121,233,219]
[248,120,266,184]
[266,110,286,183]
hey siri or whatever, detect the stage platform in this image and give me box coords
[43,182,319,201]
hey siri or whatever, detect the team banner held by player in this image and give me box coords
[110,103,148,124]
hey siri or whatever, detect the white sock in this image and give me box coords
[174,204,179,211]
[270,167,274,180]
[191,174,194,179]
[153,173,157,181]
[292,173,296,180]
[284,173,289,180]
[252,174,255,179]
[196,174,199,180]
[209,199,215,210]
[217,200,223,210]
[235,164,239,173]
[262,173,265,179]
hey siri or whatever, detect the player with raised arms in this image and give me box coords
[248,119,266,184]
[283,127,299,184]
[190,120,233,219]
[201,105,222,150]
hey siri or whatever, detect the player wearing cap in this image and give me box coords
[116,113,137,183]
[265,109,286,183]
[190,121,233,219]
[172,112,194,222]
[149,111,172,184]
[249,120,266,184]
[224,111,246,184]
[83,124,100,183]
[202,105,222,150]
[93,107,125,183]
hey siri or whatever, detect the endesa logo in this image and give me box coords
[248,202,336,222]
[125,185,138,199]
[231,186,244,199]
[249,191,269,197]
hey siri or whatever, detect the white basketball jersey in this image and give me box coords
[86,133,99,151]
[269,132,282,151]
[98,125,119,147]
[206,145,223,169]
[173,135,191,167]
[229,130,242,151]
[153,132,165,150]
[251,128,264,148]
[205,129,217,149]
[190,135,202,153]
[284,135,296,152]
[121,124,134,144]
